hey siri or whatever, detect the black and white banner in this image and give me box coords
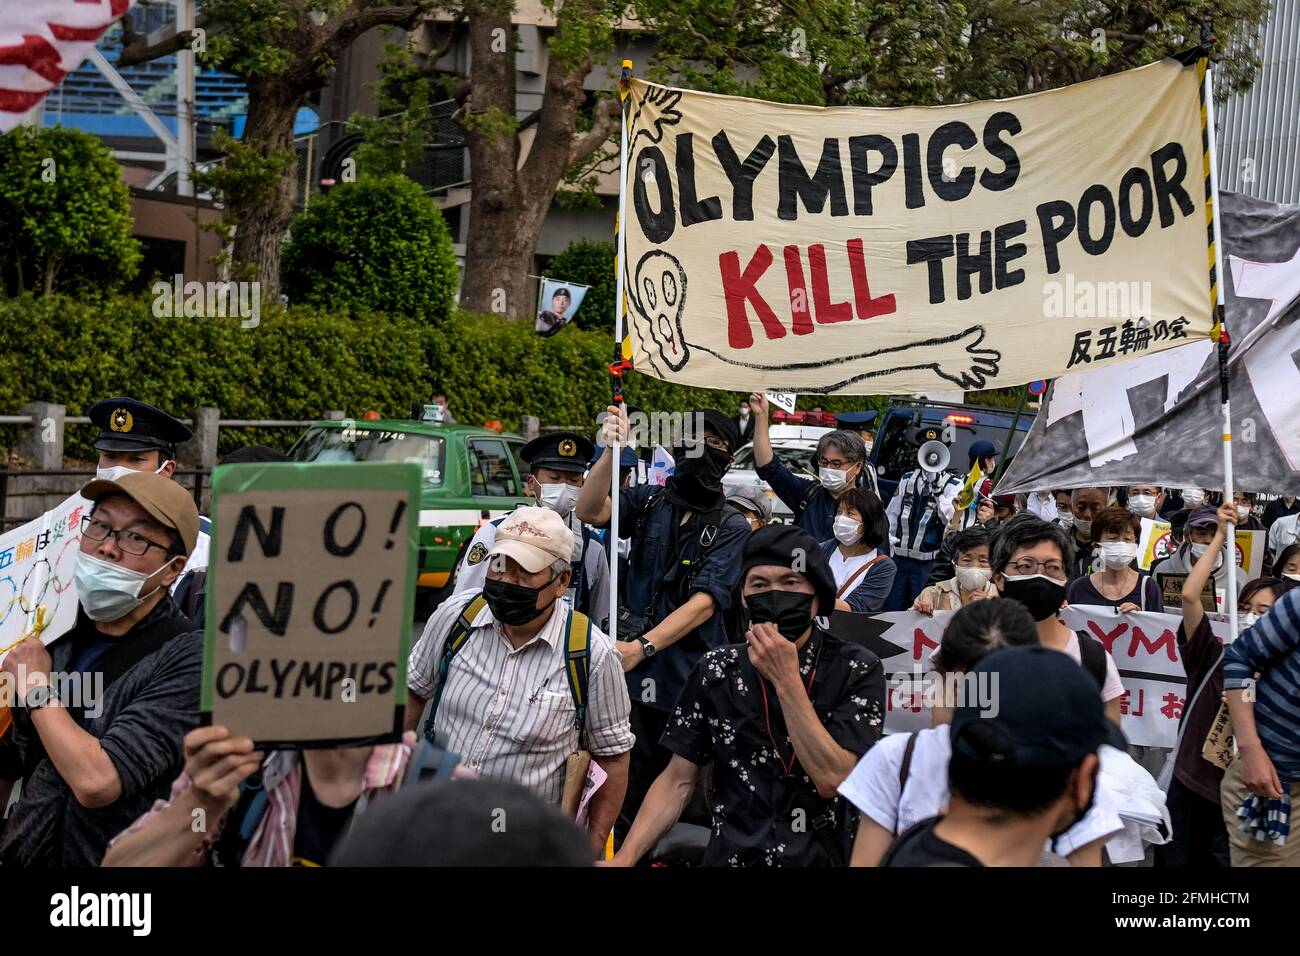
[997,191,1300,495]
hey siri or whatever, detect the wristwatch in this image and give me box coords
[636,637,657,659]
[24,683,55,709]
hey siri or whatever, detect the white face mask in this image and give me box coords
[75,552,176,621]
[955,566,992,591]
[96,460,169,482]
[1283,572,1300,583]
[536,482,580,516]
[1128,494,1156,518]
[1074,517,1093,537]
[1190,542,1210,558]
[1236,505,1251,522]
[1056,513,1074,530]
[1183,488,1205,507]
[820,467,850,494]
[1239,611,1259,631]
[833,515,863,546]
[1098,541,1139,569]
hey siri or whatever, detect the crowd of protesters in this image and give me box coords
[1,393,1298,868]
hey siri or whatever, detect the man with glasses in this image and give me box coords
[578,406,751,842]
[990,515,1125,724]
[748,392,879,542]
[0,472,203,865]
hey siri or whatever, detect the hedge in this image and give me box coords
[0,294,900,462]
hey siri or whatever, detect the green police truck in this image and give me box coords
[287,418,535,615]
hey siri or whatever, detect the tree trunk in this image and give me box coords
[228,79,308,295]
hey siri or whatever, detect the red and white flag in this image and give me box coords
[0,0,134,133]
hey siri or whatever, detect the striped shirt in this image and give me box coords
[1223,588,1300,784]
[408,591,634,805]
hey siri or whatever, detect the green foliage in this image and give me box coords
[0,297,899,461]
[543,240,616,332]
[0,294,434,459]
[0,126,141,297]
[633,0,1266,104]
[280,175,459,322]
[350,43,439,177]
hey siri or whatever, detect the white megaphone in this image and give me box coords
[917,440,951,475]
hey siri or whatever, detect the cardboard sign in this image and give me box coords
[1137,518,1175,570]
[765,391,797,414]
[1158,572,1216,612]
[201,462,420,748]
[622,60,1212,394]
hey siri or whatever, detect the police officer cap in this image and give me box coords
[88,397,192,456]
[522,432,595,475]
[834,410,878,429]
[968,439,998,464]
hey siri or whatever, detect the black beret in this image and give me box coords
[740,523,837,617]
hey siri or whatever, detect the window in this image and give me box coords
[468,440,521,497]
[289,426,444,485]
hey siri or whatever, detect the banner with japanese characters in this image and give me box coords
[998,191,1300,496]
[842,605,1224,749]
[622,58,1212,395]
[0,492,86,665]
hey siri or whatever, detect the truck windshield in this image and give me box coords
[289,426,445,485]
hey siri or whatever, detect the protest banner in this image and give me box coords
[765,391,797,414]
[1,1,136,132]
[201,462,420,748]
[998,192,1300,496]
[837,604,1221,748]
[535,278,591,336]
[0,492,86,665]
[621,58,1212,395]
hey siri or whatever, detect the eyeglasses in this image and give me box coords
[1008,558,1066,577]
[81,515,171,557]
[817,458,854,470]
[683,437,730,453]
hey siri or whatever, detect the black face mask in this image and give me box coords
[671,444,731,493]
[484,573,559,626]
[999,574,1067,621]
[1050,766,1099,842]
[746,589,815,642]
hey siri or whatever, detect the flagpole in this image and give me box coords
[1200,23,1237,632]
[608,60,634,643]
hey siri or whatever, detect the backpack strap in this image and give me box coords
[893,732,920,835]
[1076,632,1107,690]
[562,609,592,752]
[423,594,490,741]
[1138,574,1149,612]
[797,480,821,515]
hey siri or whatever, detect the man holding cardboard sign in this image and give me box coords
[406,507,633,856]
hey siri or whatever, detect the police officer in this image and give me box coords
[87,397,211,583]
[884,449,963,611]
[453,432,611,628]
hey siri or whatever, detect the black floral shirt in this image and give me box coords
[661,626,884,866]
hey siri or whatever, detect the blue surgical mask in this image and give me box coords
[75,552,178,621]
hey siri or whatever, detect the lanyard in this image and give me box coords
[758,635,824,776]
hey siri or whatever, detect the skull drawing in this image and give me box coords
[630,251,690,372]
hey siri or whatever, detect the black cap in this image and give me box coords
[88,397,191,456]
[834,410,877,429]
[740,523,837,616]
[951,645,1127,768]
[697,409,741,454]
[329,779,592,866]
[522,432,595,475]
[969,439,997,464]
